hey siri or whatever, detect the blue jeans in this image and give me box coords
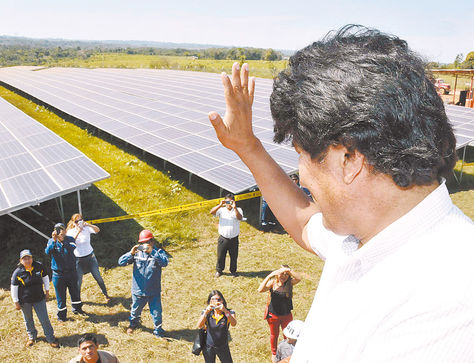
[76,253,108,296]
[52,271,82,320]
[129,294,163,335]
[20,299,55,343]
[261,199,276,226]
[203,344,233,363]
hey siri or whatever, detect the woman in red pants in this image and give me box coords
[258,265,301,362]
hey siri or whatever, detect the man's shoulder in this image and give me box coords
[32,260,44,269]
[65,236,76,243]
[427,206,473,249]
[99,350,118,361]
[11,266,22,278]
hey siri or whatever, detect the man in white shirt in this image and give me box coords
[207,25,474,362]
[210,193,243,277]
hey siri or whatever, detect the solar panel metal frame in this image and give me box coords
[0,96,110,216]
[0,67,297,193]
[2,67,472,193]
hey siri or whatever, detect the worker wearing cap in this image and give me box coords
[45,223,85,321]
[11,249,59,348]
[276,320,304,363]
[118,229,169,338]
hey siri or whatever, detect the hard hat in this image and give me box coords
[138,229,154,243]
[283,320,304,340]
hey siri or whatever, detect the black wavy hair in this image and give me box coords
[77,333,97,347]
[207,290,229,309]
[271,25,457,187]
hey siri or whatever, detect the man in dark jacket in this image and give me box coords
[45,223,85,321]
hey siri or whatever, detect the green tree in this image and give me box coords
[263,48,279,61]
[462,52,474,69]
[454,53,463,68]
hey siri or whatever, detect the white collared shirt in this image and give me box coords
[66,226,96,257]
[216,206,243,238]
[292,182,474,362]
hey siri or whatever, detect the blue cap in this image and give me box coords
[20,249,32,259]
[54,223,65,230]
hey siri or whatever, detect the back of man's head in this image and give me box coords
[271,24,456,188]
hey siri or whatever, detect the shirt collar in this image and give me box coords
[348,180,453,273]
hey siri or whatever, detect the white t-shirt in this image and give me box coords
[66,226,97,257]
[291,182,474,362]
[216,207,243,238]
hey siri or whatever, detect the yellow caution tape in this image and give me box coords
[87,191,262,224]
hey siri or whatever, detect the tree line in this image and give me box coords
[428,52,474,69]
[0,45,283,67]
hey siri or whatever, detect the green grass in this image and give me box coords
[0,84,472,362]
[39,53,288,79]
[0,86,320,362]
[431,73,473,91]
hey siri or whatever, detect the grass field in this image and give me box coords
[0,80,473,362]
[431,73,473,92]
[41,53,288,79]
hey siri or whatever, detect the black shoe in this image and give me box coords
[73,309,87,316]
[215,271,222,278]
[231,272,239,277]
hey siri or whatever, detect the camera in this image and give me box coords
[137,244,148,252]
[225,201,231,204]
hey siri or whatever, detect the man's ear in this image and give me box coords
[342,147,365,184]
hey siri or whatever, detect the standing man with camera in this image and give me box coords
[45,223,85,322]
[210,193,243,278]
[118,229,169,338]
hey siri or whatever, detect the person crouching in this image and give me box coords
[275,320,303,363]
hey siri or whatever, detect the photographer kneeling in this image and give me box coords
[118,229,169,338]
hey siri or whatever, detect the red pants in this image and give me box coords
[266,312,293,355]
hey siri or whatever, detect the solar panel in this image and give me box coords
[2,67,471,193]
[445,105,474,148]
[0,66,297,193]
[0,96,109,216]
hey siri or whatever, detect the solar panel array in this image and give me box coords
[0,95,109,216]
[445,105,474,148]
[0,66,297,193]
[0,67,472,193]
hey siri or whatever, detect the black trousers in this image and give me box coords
[203,344,233,363]
[216,235,239,274]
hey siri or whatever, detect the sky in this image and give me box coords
[0,0,473,64]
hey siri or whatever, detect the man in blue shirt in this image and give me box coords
[118,229,169,338]
[45,223,85,321]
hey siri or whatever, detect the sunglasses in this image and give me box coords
[75,219,83,224]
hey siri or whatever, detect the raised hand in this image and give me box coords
[130,245,139,255]
[208,62,258,156]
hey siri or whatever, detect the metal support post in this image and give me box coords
[58,195,65,224]
[77,190,82,216]
[8,214,49,239]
